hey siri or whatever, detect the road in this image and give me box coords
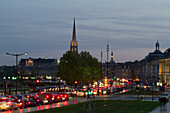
[2,90,170,113]
[1,97,88,113]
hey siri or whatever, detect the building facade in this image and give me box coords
[19,57,58,80]
[101,41,170,85]
[159,58,170,85]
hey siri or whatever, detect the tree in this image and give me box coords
[58,51,103,86]
[58,51,83,85]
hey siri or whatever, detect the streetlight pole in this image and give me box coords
[6,52,28,95]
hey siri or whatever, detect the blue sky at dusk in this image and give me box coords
[0,0,170,66]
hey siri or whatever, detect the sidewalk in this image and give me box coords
[149,101,170,113]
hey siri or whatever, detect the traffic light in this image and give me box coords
[75,81,78,88]
[114,76,116,79]
[88,87,91,95]
[36,79,40,83]
[136,86,139,91]
[88,91,91,95]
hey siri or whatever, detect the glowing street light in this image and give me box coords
[6,52,28,95]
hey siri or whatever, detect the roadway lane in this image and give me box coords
[1,97,88,113]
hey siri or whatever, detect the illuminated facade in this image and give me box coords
[159,58,170,85]
[70,18,78,53]
[26,58,33,67]
[19,58,58,80]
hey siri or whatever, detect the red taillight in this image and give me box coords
[37,99,39,102]
[7,101,11,105]
[36,94,39,97]
[1,98,6,101]
[46,95,49,98]
[57,96,60,99]
[64,95,67,98]
[40,92,43,94]
[28,101,31,104]
[52,95,55,98]
[61,94,63,97]
[27,95,30,98]
[17,102,23,107]
[34,96,37,99]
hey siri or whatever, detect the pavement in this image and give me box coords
[149,101,170,113]
[148,87,170,113]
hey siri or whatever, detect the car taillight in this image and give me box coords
[17,102,23,107]
[57,96,60,99]
[64,95,67,98]
[52,95,55,98]
[7,101,11,105]
[37,99,39,102]
[1,98,6,101]
[27,101,31,104]
[34,96,37,99]
[46,95,49,98]
[61,94,63,97]
[27,95,30,98]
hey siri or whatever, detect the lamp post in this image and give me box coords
[6,52,28,95]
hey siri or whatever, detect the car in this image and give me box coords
[25,98,37,107]
[38,92,53,104]
[0,97,18,111]
[76,89,86,97]
[64,89,74,97]
[51,93,63,103]
[159,92,169,101]
[59,93,69,101]
[25,93,43,105]
[5,95,18,102]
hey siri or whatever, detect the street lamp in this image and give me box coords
[6,52,28,95]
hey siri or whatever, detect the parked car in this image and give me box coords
[0,97,18,111]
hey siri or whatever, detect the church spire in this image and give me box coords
[72,17,76,41]
[70,18,78,53]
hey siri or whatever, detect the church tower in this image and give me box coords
[155,40,160,51]
[110,51,115,63]
[70,18,78,53]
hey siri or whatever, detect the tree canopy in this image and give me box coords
[57,51,103,85]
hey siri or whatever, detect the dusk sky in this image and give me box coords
[1,0,170,66]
